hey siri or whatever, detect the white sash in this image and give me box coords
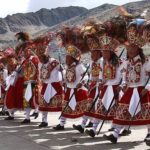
[102,85,114,110]
[24,82,32,102]
[128,88,141,117]
[43,83,57,103]
[5,72,17,91]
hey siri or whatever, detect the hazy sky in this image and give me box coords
[0,0,143,18]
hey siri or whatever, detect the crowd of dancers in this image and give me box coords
[0,7,150,146]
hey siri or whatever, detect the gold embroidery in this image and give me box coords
[103,64,116,80]
[66,66,76,83]
[126,62,142,83]
[91,62,101,77]
[24,61,36,81]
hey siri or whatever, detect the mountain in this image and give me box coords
[0,6,88,46]
[35,3,116,35]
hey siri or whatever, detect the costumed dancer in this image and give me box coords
[53,27,89,130]
[0,55,8,115]
[141,20,150,146]
[21,43,40,123]
[85,35,122,137]
[34,35,64,127]
[4,48,20,120]
[104,19,150,144]
[73,20,103,133]
[15,32,39,119]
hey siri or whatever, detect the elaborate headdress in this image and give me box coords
[81,19,105,37]
[117,6,134,18]
[103,16,127,44]
[127,19,145,47]
[66,45,81,61]
[32,35,52,56]
[15,32,32,56]
[15,32,30,42]
[99,35,120,52]
[57,26,89,60]
[143,20,150,44]
[81,20,104,51]
[3,47,16,58]
[2,47,17,68]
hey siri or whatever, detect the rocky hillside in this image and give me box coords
[38,0,150,36]
[35,3,116,35]
[0,6,87,46]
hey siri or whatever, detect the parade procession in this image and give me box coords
[1,5,150,149]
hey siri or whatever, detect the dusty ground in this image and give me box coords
[0,111,150,150]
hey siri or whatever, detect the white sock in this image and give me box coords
[146,125,150,135]
[81,116,88,128]
[92,119,100,133]
[42,111,48,123]
[8,109,16,117]
[25,108,31,120]
[34,107,39,113]
[113,126,123,138]
[60,117,66,126]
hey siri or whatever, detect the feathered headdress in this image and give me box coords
[117,6,133,18]
[31,34,52,56]
[0,47,17,67]
[15,32,30,42]
[99,35,120,52]
[143,20,150,44]
[81,20,104,51]
[57,26,90,54]
[127,20,145,47]
[81,19,105,37]
[103,16,127,44]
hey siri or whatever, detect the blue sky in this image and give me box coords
[0,0,143,18]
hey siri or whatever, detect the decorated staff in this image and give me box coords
[53,27,89,130]
[104,20,150,144]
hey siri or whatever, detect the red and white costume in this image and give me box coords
[92,58,122,120]
[84,59,102,118]
[61,62,88,119]
[39,58,64,111]
[113,55,150,125]
[22,55,40,120]
[0,68,8,106]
